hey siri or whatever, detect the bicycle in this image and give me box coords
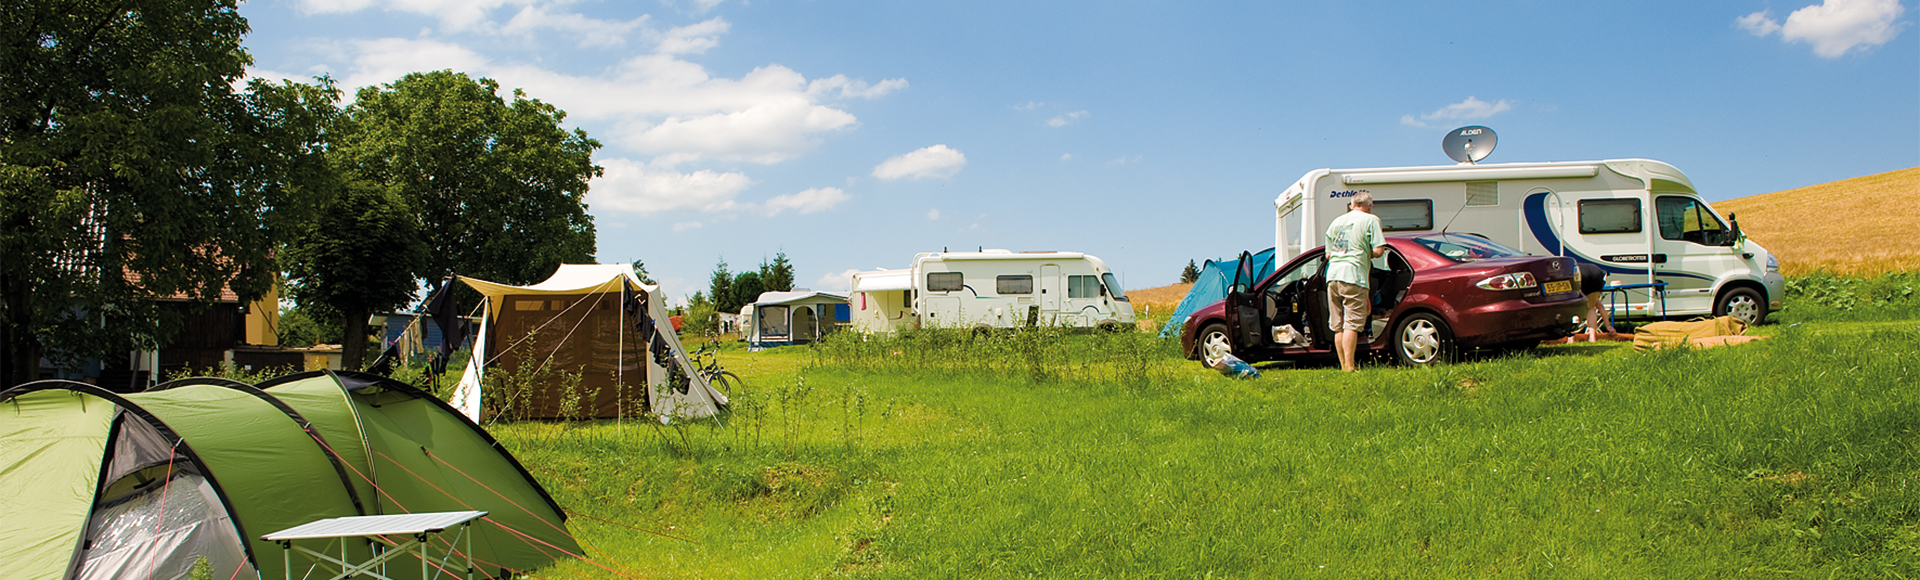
[686,338,745,402]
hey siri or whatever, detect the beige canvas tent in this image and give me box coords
[456,264,725,421]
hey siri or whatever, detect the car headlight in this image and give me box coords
[1766,254,1779,273]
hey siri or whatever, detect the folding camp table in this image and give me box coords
[1602,281,1668,319]
[262,510,486,580]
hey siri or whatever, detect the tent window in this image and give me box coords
[550,299,568,310]
[1579,199,1642,234]
[1068,275,1100,298]
[514,300,542,311]
[927,272,963,292]
[1375,200,1433,231]
[997,275,1033,295]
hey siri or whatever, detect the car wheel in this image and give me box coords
[1715,287,1767,326]
[1392,312,1456,367]
[1196,323,1232,361]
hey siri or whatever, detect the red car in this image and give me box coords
[1181,233,1586,367]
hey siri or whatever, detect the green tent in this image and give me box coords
[0,370,579,580]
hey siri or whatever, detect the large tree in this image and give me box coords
[1,0,333,385]
[283,180,429,370]
[336,70,600,287]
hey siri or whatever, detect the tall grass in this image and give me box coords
[486,315,1920,579]
[810,327,1183,389]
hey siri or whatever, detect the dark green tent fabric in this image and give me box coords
[124,383,367,577]
[1,371,579,580]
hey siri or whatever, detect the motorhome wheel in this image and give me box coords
[1715,287,1767,326]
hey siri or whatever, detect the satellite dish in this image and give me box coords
[1443,126,1497,164]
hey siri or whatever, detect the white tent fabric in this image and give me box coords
[458,264,726,421]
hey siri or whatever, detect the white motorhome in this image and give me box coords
[1274,159,1786,324]
[848,250,1136,333]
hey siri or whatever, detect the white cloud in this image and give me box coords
[1741,0,1907,58]
[1105,154,1142,167]
[1738,10,1784,36]
[1400,96,1513,128]
[653,17,728,55]
[763,187,851,216]
[808,75,909,99]
[1014,101,1045,110]
[501,6,649,48]
[927,209,941,220]
[672,221,704,231]
[1047,110,1090,127]
[295,0,533,32]
[872,145,967,180]
[814,269,858,291]
[1060,153,1074,161]
[325,20,900,169]
[588,157,752,214]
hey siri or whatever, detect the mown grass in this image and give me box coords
[491,278,1920,579]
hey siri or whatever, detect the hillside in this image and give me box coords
[1715,166,1920,276]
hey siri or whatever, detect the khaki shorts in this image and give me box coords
[1328,281,1369,333]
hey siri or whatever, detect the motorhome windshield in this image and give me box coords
[1414,234,1525,263]
[1102,273,1128,301]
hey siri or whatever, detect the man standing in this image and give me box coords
[1326,192,1387,372]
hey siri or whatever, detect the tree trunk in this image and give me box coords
[1,273,39,388]
[342,307,368,371]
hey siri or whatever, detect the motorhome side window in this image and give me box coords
[1579,199,1642,234]
[1655,196,1728,245]
[926,272,963,292]
[1373,200,1433,231]
[1068,275,1101,298]
[996,275,1033,294]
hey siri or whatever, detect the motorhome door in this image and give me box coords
[1651,195,1744,313]
[1040,264,1061,321]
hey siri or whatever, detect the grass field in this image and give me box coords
[486,280,1920,579]
[1713,166,1919,277]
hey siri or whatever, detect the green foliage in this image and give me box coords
[276,304,341,347]
[761,251,796,293]
[1785,271,1920,316]
[0,1,337,383]
[163,361,300,386]
[1180,259,1201,284]
[336,70,600,288]
[684,292,720,335]
[732,271,766,311]
[711,259,738,312]
[285,179,430,369]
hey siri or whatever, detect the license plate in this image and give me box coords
[1544,280,1572,294]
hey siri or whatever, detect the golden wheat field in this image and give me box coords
[1715,166,1920,276]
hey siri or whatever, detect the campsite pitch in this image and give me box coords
[486,311,1920,579]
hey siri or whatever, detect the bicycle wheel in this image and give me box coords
[709,370,744,400]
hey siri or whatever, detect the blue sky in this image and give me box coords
[240,0,1918,302]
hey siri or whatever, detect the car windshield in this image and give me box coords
[1414,233,1526,263]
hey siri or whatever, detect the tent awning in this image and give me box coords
[850,270,912,293]
[753,290,848,306]
[460,264,653,321]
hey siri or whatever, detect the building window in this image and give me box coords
[926,272,963,292]
[996,275,1033,294]
[1375,199,1434,232]
[1579,199,1642,234]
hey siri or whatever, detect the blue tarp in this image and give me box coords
[1158,248,1277,338]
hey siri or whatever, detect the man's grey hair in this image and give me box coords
[1350,191,1374,209]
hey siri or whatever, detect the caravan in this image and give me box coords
[850,250,1136,333]
[1274,158,1785,324]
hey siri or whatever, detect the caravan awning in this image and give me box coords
[850,270,911,293]
[752,290,848,306]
